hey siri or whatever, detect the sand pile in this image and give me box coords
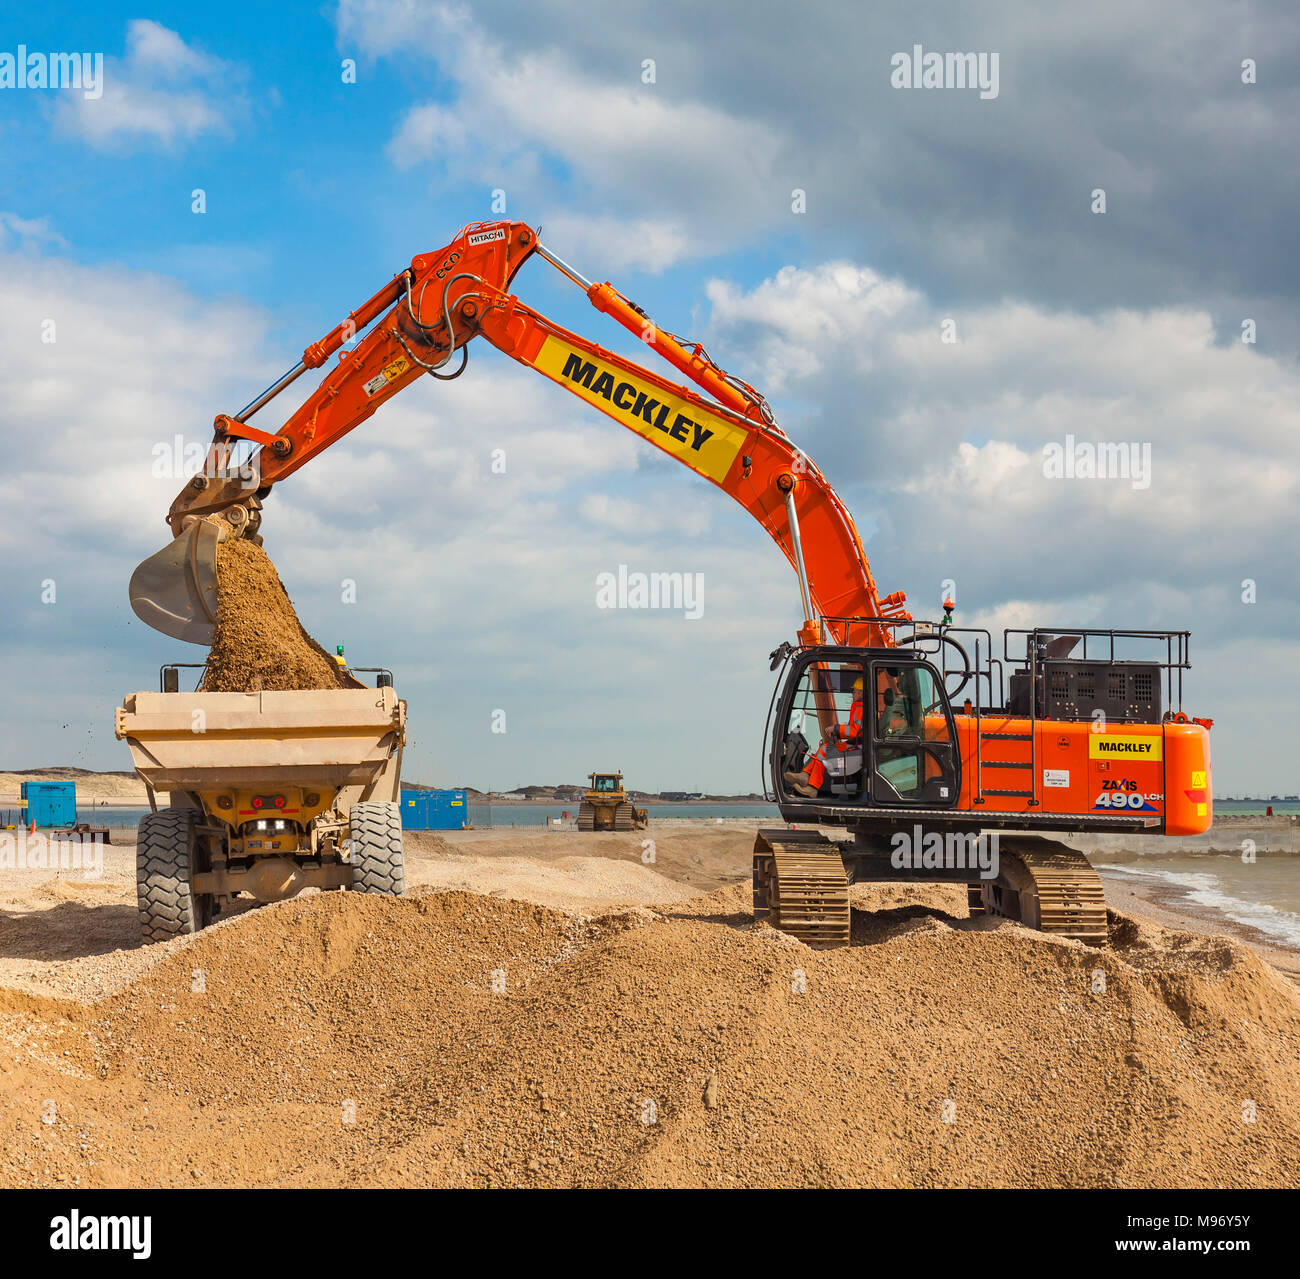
[2,885,1298,1188]
[405,850,698,912]
[200,534,347,693]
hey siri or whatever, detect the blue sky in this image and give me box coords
[6,7,586,328]
[1,1,1297,795]
[2,4,810,357]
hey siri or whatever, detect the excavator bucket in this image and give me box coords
[129,520,220,645]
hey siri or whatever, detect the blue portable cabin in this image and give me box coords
[20,781,77,828]
[400,788,469,830]
[400,789,428,828]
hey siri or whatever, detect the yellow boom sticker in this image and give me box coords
[363,356,411,398]
[1089,735,1163,761]
[534,335,748,483]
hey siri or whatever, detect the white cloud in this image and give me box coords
[123,19,224,80]
[340,0,784,271]
[707,265,925,388]
[577,492,710,537]
[0,212,67,251]
[56,20,245,149]
[339,0,1300,360]
[707,260,1300,492]
[900,440,1035,497]
[701,258,1300,789]
[0,250,277,555]
[537,213,692,277]
[0,237,805,791]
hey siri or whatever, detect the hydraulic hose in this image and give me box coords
[894,631,973,699]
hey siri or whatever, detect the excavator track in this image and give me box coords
[753,829,850,948]
[577,802,596,832]
[613,802,637,831]
[978,840,1109,945]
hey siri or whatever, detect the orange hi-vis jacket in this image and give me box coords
[804,698,863,789]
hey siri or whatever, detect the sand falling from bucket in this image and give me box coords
[199,535,350,693]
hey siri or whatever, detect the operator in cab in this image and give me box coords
[785,674,865,797]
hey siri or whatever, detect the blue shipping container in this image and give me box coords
[400,788,468,831]
[21,781,77,828]
[400,790,424,827]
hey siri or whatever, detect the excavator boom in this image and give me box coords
[133,221,906,647]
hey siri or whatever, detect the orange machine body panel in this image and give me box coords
[948,716,1211,834]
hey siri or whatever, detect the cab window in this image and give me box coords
[875,665,951,741]
[871,662,957,805]
[780,660,865,799]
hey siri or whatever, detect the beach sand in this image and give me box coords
[3,821,1299,1188]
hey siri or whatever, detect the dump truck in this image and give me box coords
[116,666,406,941]
[577,772,648,832]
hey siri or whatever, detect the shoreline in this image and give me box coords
[1,796,778,809]
[1097,867,1300,981]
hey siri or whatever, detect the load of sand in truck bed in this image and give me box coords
[200,534,348,693]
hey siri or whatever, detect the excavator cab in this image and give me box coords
[770,647,961,814]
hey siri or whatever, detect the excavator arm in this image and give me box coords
[133,220,908,650]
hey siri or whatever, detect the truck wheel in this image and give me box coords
[349,801,405,896]
[136,809,211,943]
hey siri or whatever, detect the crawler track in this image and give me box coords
[978,841,1108,945]
[754,830,1107,948]
[753,829,850,948]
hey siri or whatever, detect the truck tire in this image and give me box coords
[349,801,405,896]
[137,808,211,943]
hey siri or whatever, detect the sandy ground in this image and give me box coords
[2,822,1296,997]
[2,823,1298,1188]
[0,826,747,1002]
[411,823,758,893]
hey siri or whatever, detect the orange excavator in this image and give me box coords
[131,219,1213,947]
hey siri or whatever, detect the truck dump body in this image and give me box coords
[116,687,404,798]
[117,684,407,941]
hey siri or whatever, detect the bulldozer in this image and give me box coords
[577,773,648,832]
